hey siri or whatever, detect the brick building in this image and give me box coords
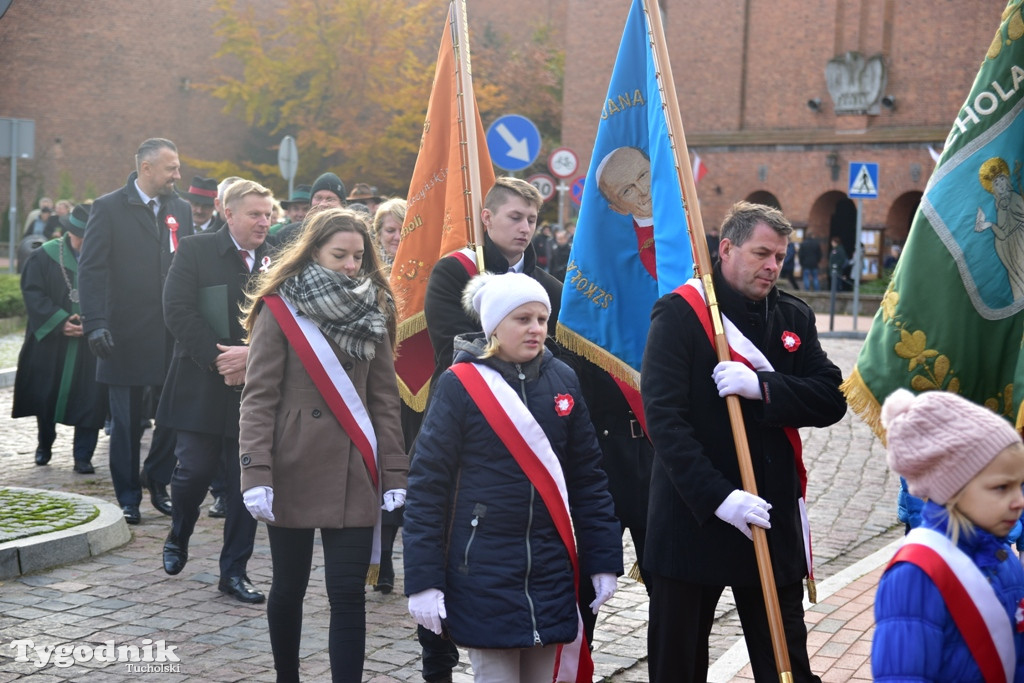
[0,0,999,278]
[564,0,997,278]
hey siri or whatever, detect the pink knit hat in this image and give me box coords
[881,388,1022,504]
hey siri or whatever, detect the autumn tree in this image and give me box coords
[196,0,564,200]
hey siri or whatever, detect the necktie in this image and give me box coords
[239,249,251,271]
[148,199,158,217]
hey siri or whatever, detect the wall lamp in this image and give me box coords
[881,94,896,110]
[807,98,823,112]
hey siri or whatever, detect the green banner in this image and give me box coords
[844,1,1024,433]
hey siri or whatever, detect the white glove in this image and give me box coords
[588,573,618,614]
[408,588,447,635]
[712,361,762,400]
[242,486,275,522]
[714,489,771,541]
[382,488,407,512]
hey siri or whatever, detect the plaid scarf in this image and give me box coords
[279,263,387,361]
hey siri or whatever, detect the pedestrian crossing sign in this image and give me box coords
[848,162,879,199]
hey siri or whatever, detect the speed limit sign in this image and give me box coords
[527,174,556,202]
[548,147,578,179]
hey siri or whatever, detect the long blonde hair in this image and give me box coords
[241,208,396,345]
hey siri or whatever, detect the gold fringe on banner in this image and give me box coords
[366,563,380,587]
[806,577,817,604]
[839,368,886,442]
[395,311,432,412]
[627,561,645,584]
[555,323,641,392]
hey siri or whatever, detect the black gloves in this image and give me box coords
[87,328,115,359]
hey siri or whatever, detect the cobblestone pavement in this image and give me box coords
[0,335,899,681]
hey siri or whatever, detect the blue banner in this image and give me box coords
[556,0,693,387]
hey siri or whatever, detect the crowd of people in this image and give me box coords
[10,135,1024,683]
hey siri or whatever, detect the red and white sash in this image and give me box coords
[450,362,593,683]
[674,279,816,595]
[263,294,383,569]
[450,246,478,276]
[889,527,1014,683]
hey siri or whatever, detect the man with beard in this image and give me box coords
[79,137,194,525]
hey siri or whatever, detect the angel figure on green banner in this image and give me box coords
[975,156,1024,301]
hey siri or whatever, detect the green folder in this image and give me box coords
[198,284,230,340]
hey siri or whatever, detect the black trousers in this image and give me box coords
[266,525,372,683]
[647,574,821,683]
[106,385,147,507]
[37,418,99,463]
[169,430,255,577]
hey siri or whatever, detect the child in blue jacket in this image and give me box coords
[873,388,1024,681]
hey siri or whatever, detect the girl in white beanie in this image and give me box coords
[872,388,1024,681]
[403,272,623,682]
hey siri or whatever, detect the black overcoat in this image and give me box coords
[12,237,107,427]
[640,268,846,586]
[156,226,269,438]
[78,172,193,386]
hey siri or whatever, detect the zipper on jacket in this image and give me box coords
[515,363,528,403]
[523,484,542,645]
[462,503,486,571]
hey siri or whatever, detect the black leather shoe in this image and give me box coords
[208,496,226,518]
[122,505,141,525]
[73,461,95,474]
[162,532,189,575]
[148,482,173,516]
[218,575,265,604]
[373,578,394,594]
[35,449,52,466]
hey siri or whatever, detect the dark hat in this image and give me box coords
[346,182,381,203]
[280,184,312,208]
[183,176,218,205]
[60,203,91,238]
[311,173,347,204]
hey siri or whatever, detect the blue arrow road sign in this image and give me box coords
[848,162,879,199]
[486,114,541,172]
[570,176,585,206]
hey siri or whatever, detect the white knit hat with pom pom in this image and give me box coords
[462,272,551,338]
[881,388,1022,504]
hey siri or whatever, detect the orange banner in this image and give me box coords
[389,4,494,411]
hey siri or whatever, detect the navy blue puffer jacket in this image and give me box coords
[403,336,623,649]
[873,501,1024,681]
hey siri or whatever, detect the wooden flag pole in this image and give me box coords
[451,0,487,273]
[642,1,793,680]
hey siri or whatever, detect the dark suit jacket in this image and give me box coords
[78,172,194,386]
[156,226,269,438]
[640,267,847,586]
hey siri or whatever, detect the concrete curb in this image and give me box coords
[0,487,131,580]
[706,536,903,682]
[0,367,15,388]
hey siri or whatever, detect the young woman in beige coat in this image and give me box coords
[238,208,408,683]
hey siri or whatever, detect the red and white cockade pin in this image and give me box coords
[259,255,272,273]
[554,393,574,416]
[781,330,801,352]
[1016,598,1024,632]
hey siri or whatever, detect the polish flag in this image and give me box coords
[693,152,708,184]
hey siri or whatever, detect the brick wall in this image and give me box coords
[562,0,998,252]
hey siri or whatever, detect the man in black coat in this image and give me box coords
[13,203,106,472]
[78,138,194,524]
[640,202,846,683]
[156,180,273,604]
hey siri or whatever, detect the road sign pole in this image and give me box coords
[8,122,17,273]
[852,198,864,331]
[557,182,568,228]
